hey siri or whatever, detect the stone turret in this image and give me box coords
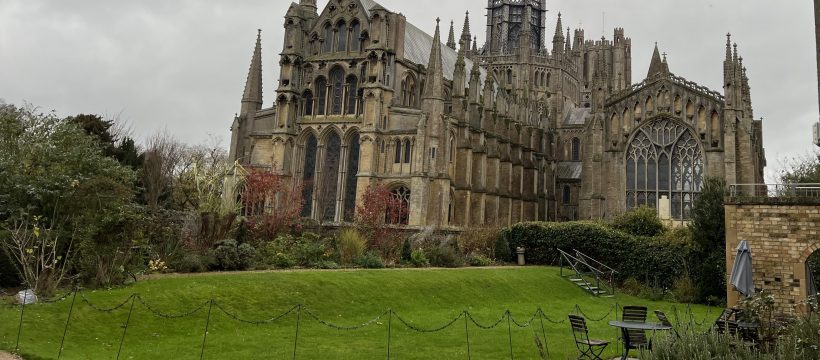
[461,12,472,56]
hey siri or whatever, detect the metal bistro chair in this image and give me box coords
[654,310,680,339]
[713,308,740,336]
[569,314,610,360]
[621,306,651,357]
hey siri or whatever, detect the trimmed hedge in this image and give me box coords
[500,222,693,287]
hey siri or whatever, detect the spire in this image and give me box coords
[469,58,481,102]
[725,33,732,61]
[553,13,565,56]
[647,42,668,78]
[565,28,572,53]
[447,20,457,50]
[453,38,467,98]
[423,18,444,99]
[554,13,564,39]
[241,29,263,112]
[472,36,478,52]
[461,11,472,44]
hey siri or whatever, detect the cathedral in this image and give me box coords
[228,0,766,227]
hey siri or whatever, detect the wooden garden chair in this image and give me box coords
[568,314,610,360]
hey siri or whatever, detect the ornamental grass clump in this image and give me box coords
[338,228,367,265]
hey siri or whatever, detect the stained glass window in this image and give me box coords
[403,139,411,164]
[330,67,344,115]
[322,133,342,221]
[316,77,327,115]
[350,21,361,52]
[323,25,333,53]
[343,133,360,221]
[571,138,581,161]
[346,76,358,115]
[625,118,704,219]
[303,91,313,116]
[394,139,402,164]
[301,134,318,218]
[336,22,347,52]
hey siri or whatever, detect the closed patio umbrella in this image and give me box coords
[730,240,755,298]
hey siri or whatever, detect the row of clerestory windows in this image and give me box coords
[302,67,361,117]
[322,20,362,54]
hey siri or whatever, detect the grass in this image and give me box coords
[0,267,717,359]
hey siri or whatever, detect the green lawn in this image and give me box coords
[0,267,717,359]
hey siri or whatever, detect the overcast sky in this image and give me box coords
[1,0,817,179]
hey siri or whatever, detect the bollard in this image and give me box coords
[516,247,525,266]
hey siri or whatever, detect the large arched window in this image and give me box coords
[336,21,347,52]
[303,90,313,116]
[301,134,318,217]
[346,75,358,115]
[315,77,327,115]
[625,118,704,219]
[571,137,581,161]
[329,67,345,115]
[322,132,342,221]
[350,21,361,52]
[322,24,333,53]
[343,133,360,221]
[389,186,411,225]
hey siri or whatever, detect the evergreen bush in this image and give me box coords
[500,222,692,287]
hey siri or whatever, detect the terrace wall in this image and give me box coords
[725,201,820,314]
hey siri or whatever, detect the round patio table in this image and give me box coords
[608,321,672,360]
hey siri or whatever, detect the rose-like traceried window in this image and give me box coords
[626,118,703,219]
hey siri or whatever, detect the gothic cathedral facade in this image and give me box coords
[228,0,766,227]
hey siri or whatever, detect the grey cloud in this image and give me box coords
[1,0,816,178]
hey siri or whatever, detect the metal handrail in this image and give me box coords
[558,249,596,294]
[572,250,616,296]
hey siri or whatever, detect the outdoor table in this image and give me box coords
[608,321,672,360]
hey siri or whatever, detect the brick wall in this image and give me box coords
[725,203,820,314]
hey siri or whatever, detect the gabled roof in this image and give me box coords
[403,22,487,87]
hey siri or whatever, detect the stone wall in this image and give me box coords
[725,202,820,314]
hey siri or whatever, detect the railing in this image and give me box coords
[558,249,615,297]
[728,183,820,199]
[573,249,616,296]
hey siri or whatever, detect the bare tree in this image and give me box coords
[142,131,185,210]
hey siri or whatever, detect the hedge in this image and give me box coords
[500,222,693,287]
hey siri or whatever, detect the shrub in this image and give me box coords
[315,261,340,270]
[611,206,666,237]
[338,229,367,265]
[271,252,296,269]
[501,222,691,288]
[457,227,500,259]
[292,233,335,267]
[671,275,698,303]
[354,252,384,269]
[494,235,512,262]
[409,249,429,267]
[213,239,256,271]
[467,253,494,267]
[427,240,464,268]
[173,253,206,273]
[621,278,642,296]
[400,238,413,263]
